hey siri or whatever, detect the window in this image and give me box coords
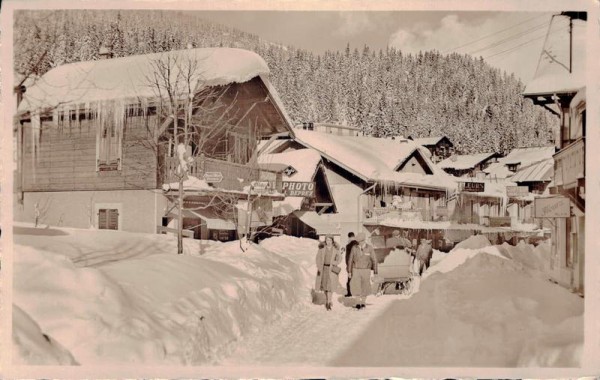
[96,122,123,171]
[98,208,119,230]
[506,163,520,173]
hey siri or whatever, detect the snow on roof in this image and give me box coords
[293,129,447,181]
[523,17,586,97]
[484,146,555,179]
[510,158,554,183]
[438,152,497,170]
[162,176,213,192]
[410,136,448,147]
[19,48,270,112]
[258,148,322,182]
[379,171,458,192]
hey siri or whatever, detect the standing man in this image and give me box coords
[348,232,378,309]
[344,232,356,297]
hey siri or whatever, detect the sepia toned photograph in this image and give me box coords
[3,0,595,375]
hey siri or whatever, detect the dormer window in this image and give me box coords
[506,163,520,172]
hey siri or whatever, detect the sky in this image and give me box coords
[202,11,560,83]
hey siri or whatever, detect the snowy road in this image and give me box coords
[219,289,406,366]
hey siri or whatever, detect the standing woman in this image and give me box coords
[315,234,342,311]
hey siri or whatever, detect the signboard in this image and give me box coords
[252,181,271,193]
[282,181,315,197]
[489,216,512,227]
[534,196,570,218]
[283,165,298,177]
[203,171,223,183]
[459,181,485,193]
[506,186,529,198]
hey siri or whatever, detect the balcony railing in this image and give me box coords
[164,156,279,192]
[553,137,584,188]
[366,206,435,223]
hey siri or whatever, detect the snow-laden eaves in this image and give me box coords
[510,158,554,183]
[19,48,271,113]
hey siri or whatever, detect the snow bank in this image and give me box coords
[13,228,315,365]
[453,234,492,250]
[13,305,78,365]
[333,245,583,367]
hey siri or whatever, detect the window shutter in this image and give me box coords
[98,209,108,229]
[108,209,119,230]
[98,209,119,230]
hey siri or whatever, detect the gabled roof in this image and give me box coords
[258,149,322,182]
[438,152,497,171]
[523,16,586,97]
[293,129,456,192]
[510,158,554,183]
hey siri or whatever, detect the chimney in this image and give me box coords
[99,46,113,60]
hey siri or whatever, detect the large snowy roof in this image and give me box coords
[484,146,555,179]
[438,152,497,171]
[18,48,270,112]
[523,16,586,97]
[293,129,455,191]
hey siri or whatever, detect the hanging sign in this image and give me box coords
[506,186,528,197]
[282,181,315,197]
[459,182,485,193]
[203,171,223,183]
[283,165,298,177]
[534,196,570,218]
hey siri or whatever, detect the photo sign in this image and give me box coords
[534,196,570,218]
[282,181,315,197]
[460,181,485,192]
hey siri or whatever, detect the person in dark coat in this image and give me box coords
[315,235,342,311]
[344,232,356,297]
[414,239,433,276]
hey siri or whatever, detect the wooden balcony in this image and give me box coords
[164,156,280,192]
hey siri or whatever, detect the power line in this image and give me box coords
[483,24,570,60]
[443,13,549,54]
[466,20,551,55]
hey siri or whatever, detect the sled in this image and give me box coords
[374,249,414,296]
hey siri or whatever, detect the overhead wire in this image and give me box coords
[442,13,549,54]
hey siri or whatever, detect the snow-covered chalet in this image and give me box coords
[14,48,296,239]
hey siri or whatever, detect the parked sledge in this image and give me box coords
[374,248,415,296]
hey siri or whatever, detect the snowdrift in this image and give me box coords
[13,228,315,365]
[333,244,583,367]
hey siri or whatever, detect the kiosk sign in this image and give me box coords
[534,196,570,218]
[282,181,315,197]
[460,181,485,192]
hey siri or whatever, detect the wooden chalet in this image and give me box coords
[14,48,295,240]
[291,129,457,249]
[408,135,454,163]
[523,12,586,295]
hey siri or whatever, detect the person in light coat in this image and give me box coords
[315,235,342,311]
[348,232,378,310]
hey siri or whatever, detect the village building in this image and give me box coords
[437,152,499,177]
[14,47,296,241]
[522,12,586,295]
[408,135,454,163]
[257,148,337,238]
[483,146,556,179]
[289,129,457,250]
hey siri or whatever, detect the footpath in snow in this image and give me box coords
[13,226,583,367]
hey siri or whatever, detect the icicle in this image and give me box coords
[28,111,41,182]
